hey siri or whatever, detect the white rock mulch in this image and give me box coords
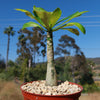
[21,80,81,95]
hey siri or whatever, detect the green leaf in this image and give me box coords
[22,22,43,30]
[49,8,61,28]
[66,22,86,34]
[15,8,46,28]
[61,28,79,35]
[15,9,35,19]
[56,11,88,25]
[53,22,86,34]
[33,6,47,12]
[33,11,46,28]
[53,24,66,31]
[56,11,78,25]
[33,6,52,30]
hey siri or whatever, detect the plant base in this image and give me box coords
[20,81,83,100]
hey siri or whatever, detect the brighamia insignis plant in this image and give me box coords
[16,6,87,86]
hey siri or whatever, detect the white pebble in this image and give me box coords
[21,80,81,95]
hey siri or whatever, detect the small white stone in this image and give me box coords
[21,80,81,95]
[52,92,58,95]
[45,92,52,95]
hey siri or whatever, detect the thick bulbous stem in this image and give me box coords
[46,32,57,86]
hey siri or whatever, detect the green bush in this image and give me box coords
[0,72,6,81]
[74,71,79,76]
[0,65,21,81]
[0,71,14,81]
[82,84,100,93]
[55,58,73,82]
[80,72,94,85]
[8,60,15,67]
[24,64,46,82]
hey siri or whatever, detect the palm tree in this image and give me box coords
[4,26,15,70]
[16,6,87,86]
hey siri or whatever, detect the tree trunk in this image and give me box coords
[43,56,44,64]
[28,59,31,69]
[71,57,75,82]
[6,35,10,70]
[33,48,36,67]
[46,32,57,86]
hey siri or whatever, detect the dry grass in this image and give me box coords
[0,81,100,100]
[80,93,100,100]
[0,81,23,100]
[95,81,100,86]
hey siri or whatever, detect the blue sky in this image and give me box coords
[0,0,100,61]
